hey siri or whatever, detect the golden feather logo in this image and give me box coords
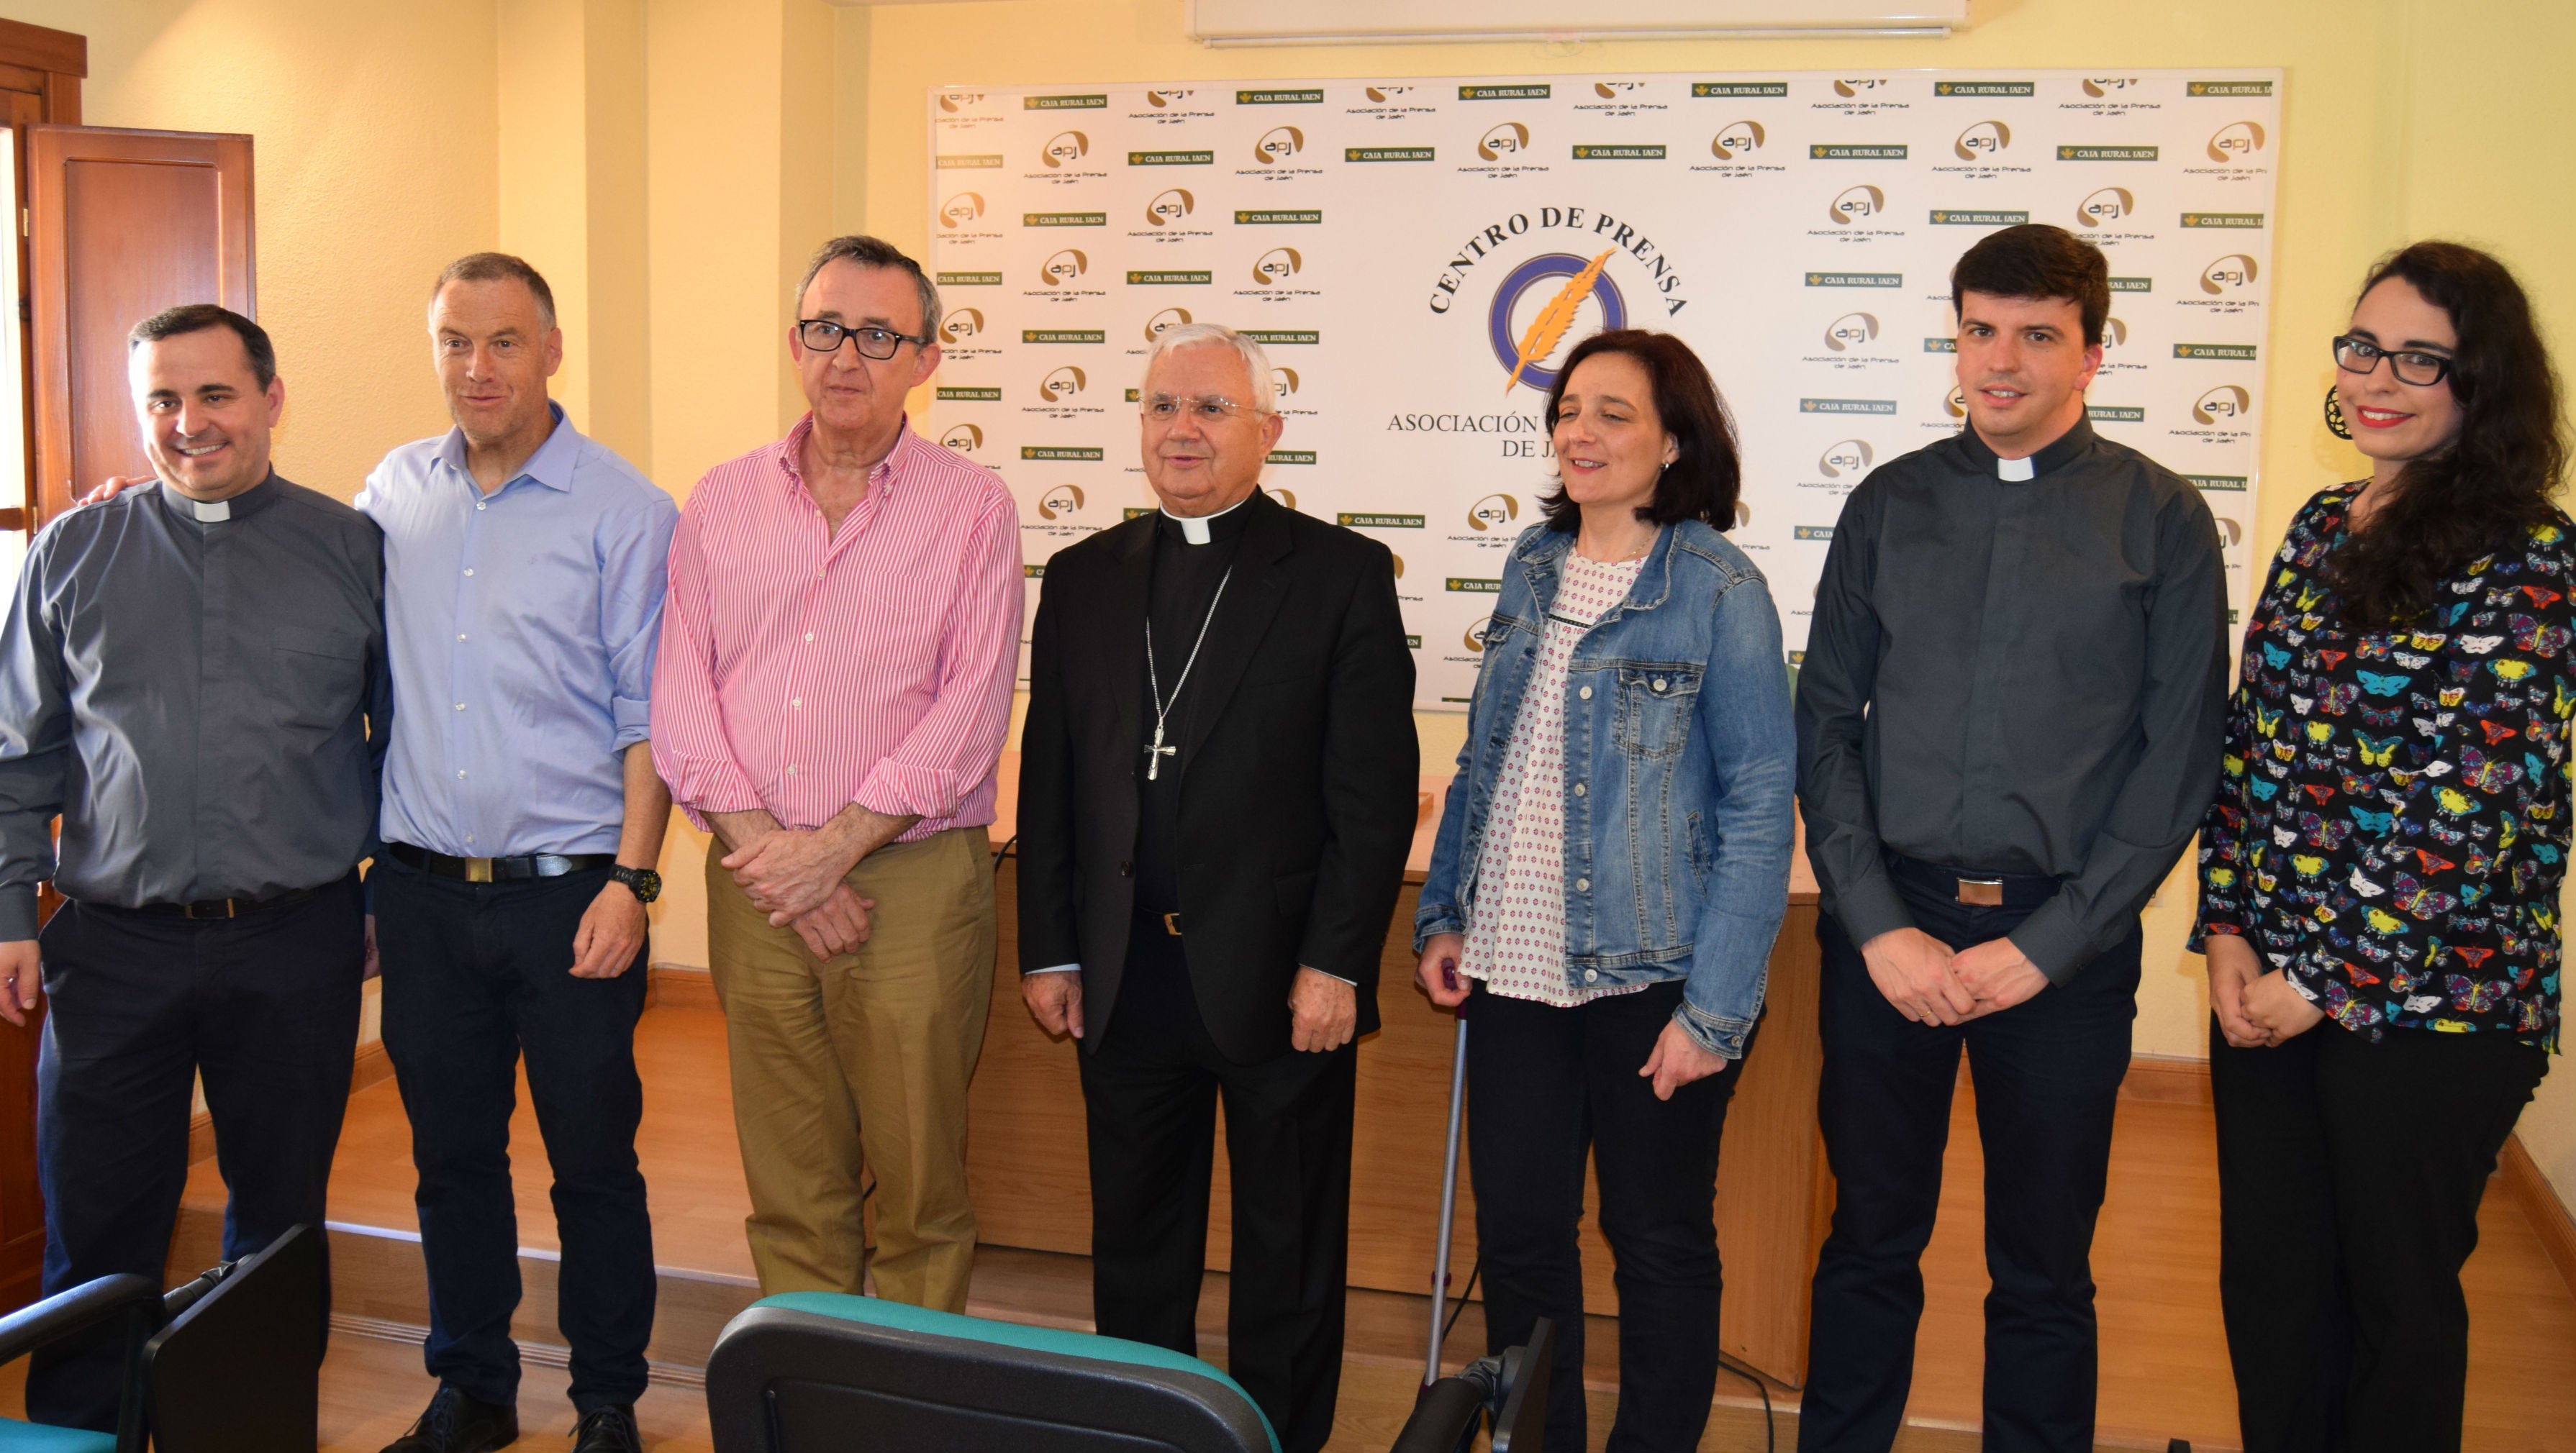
[1502,248,1613,394]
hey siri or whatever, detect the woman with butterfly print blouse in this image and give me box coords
[2192,242,2569,1453]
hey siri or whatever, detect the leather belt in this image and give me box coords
[387,843,617,883]
[1886,853,2060,912]
[104,886,319,921]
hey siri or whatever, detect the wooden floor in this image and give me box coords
[106,1003,2576,1450]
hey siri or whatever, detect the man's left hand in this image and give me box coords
[1951,937,2051,1017]
[570,875,650,979]
[1288,967,1356,1052]
[722,826,858,924]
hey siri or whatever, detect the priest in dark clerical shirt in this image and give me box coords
[1015,323,1416,1453]
[1794,225,2228,1453]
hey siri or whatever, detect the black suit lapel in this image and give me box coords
[1176,492,1292,771]
[1102,519,1154,774]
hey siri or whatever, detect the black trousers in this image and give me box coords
[2210,1016,2545,1453]
[376,856,655,1414]
[28,873,366,1431]
[1076,917,1355,1453]
[1466,980,1744,1453]
[1800,878,2141,1453]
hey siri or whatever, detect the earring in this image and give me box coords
[2324,385,2351,440]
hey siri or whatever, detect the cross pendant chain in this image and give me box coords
[1144,565,1235,787]
[1145,724,1177,780]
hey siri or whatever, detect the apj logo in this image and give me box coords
[1146,89,1194,107]
[940,192,986,228]
[1824,311,1879,352]
[1366,86,1415,103]
[1477,122,1530,160]
[1710,120,1766,160]
[940,424,984,452]
[2202,253,2259,293]
[1272,367,1300,399]
[1944,385,1968,419]
[1039,249,1089,287]
[2207,121,2266,163]
[2081,77,2141,96]
[1833,78,1888,97]
[1954,120,2010,160]
[1464,616,1496,652]
[1594,81,1645,99]
[1039,365,1087,402]
[1490,250,1625,394]
[1145,188,1195,227]
[2075,186,2133,227]
[938,91,984,113]
[1041,130,1089,168]
[1038,484,1085,519]
[2193,384,2250,424]
[1143,306,1192,342]
[1253,126,1305,165]
[1828,184,1886,224]
[1466,493,1520,532]
[1819,439,1875,478]
[940,309,985,342]
[2102,316,2129,347]
[1250,247,1303,286]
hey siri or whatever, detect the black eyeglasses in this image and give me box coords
[797,319,928,360]
[2333,333,2454,387]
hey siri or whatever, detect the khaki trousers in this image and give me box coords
[705,826,994,1310]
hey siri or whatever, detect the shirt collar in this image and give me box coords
[779,413,917,496]
[1961,415,2098,482]
[156,468,281,524]
[435,402,577,494]
[1157,491,1254,545]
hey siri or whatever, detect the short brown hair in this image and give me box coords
[796,235,941,340]
[129,304,276,388]
[431,252,557,331]
[1951,224,2111,346]
[1538,329,1743,533]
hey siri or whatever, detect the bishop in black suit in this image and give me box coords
[1016,324,1417,1452]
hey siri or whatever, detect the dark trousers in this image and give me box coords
[2210,1016,2545,1453]
[1800,876,2141,1453]
[1076,917,1356,1453]
[29,873,365,1431]
[1466,980,1744,1453]
[376,856,655,1414]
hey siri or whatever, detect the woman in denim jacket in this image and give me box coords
[1413,329,1796,1452]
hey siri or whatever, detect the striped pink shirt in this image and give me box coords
[651,415,1023,839]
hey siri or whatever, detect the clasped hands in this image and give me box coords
[716,811,891,960]
[2203,931,2323,1048]
[1861,926,2051,1025]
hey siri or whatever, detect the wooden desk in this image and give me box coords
[966,753,1828,1385]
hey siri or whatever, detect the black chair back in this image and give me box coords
[144,1224,324,1453]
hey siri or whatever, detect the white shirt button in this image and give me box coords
[1573,783,1587,797]
[457,633,468,642]
[475,501,486,511]
[1584,969,1600,983]
[464,834,475,844]
[454,702,466,711]
[1575,877,1590,893]
[792,698,803,709]
[785,765,799,776]
[804,632,815,642]
[1579,685,1593,701]
[456,770,468,779]
[463,568,475,577]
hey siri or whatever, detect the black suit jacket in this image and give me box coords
[1016,491,1418,1065]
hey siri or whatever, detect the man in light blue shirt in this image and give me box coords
[361,254,677,1453]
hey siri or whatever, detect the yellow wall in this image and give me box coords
[0,0,499,499]
[845,0,2576,1198]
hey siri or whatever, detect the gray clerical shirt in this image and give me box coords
[1795,419,2229,983]
[0,473,391,939]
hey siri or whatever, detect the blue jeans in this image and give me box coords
[1800,865,2141,1453]
[376,855,654,1414]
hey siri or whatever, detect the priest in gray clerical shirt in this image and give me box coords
[0,304,389,1434]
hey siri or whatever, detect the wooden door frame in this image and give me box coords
[0,19,80,538]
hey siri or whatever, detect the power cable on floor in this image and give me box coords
[1717,1353,1773,1453]
[1438,1255,1480,1343]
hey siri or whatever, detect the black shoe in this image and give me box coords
[571,1404,641,1453]
[381,1386,520,1453]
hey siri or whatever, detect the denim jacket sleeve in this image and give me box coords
[1412,733,1474,951]
[1674,570,1798,1059]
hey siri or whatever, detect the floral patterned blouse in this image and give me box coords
[2195,484,2574,1050]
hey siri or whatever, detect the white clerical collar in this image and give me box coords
[192,498,232,522]
[1160,493,1250,545]
[1995,455,2036,483]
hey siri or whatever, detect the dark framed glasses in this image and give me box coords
[797,319,928,360]
[2333,334,2453,387]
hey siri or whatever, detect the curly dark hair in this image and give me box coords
[2328,242,2567,629]
[1537,329,1743,532]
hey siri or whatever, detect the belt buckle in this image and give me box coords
[463,857,494,884]
[1161,912,1184,937]
[1956,877,2005,908]
[183,899,235,920]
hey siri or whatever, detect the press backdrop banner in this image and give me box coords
[923,69,2283,710]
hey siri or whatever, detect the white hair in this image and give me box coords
[1140,322,1276,413]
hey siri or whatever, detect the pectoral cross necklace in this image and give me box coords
[1145,565,1234,781]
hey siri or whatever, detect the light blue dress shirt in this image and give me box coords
[358,405,678,859]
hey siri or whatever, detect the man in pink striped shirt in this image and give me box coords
[651,236,1022,1312]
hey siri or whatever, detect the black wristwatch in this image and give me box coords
[609,865,662,904]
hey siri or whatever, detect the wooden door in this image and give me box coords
[28,125,253,528]
[0,17,81,1317]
